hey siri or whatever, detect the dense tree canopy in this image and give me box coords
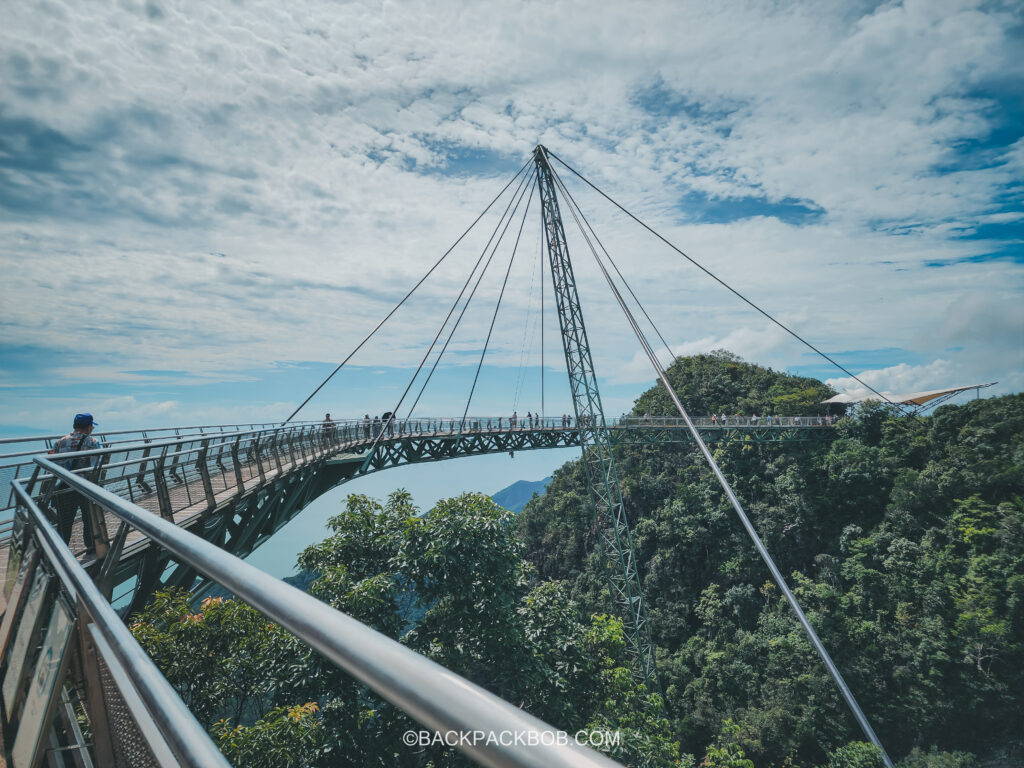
[131,492,680,766]
[518,353,1024,766]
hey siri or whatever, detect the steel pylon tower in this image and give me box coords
[533,145,659,690]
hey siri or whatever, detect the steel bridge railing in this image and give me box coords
[0,423,330,544]
[0,420,322,450]
[0,415,837,544]
[0,458,622,768]
[619,415,838,428]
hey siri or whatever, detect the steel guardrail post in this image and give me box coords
[74,593,117,767]
[285,427,298,467]
[197,440,216,512]
[310,425,323,459]
[152,446,174,522]
[214,441,228,476]
[230,435,244,492]
[134,444,153,498]
[168,440,184,486]
[314,425,325,459]
[86,452,112,559]
[269,433,283,473]
[252,433,266,484]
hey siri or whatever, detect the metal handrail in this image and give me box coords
[10,479,232,767]
[11,425,302,464]
[0,422,333,461]
[0,416,550,453]
[0,420,328,447]
[33,457,622,768]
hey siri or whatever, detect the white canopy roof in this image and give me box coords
[822,382,997,406]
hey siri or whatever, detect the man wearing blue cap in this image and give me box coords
[51,413,101,540]
[54,413,101,466]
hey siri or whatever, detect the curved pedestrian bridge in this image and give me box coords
[1,415,834,613]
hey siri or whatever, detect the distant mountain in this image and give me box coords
[283,569,317,593]
[491,477,553,514]
[192,569,317,605]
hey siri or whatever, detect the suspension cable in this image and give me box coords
[401,167,535,421]
[547,150,905,413]
[458,176,537,435]
[562,187,677,366]
[544,152,896,768]
[405,168,537,419]
[355,169,535,468]
[284,158,533,423]
[540,215,545,418]
[511,214,543,412]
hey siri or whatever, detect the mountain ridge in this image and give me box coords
[491,476,553,513]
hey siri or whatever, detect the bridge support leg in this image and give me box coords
[126,548,166,617]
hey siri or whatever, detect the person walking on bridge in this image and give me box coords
[322,413,336,446]
[51,413,101,542]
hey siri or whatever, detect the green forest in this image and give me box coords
[130,352,1024,767]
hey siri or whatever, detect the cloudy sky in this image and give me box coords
[2,0,1022,440]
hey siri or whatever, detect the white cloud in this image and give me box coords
[1,0,1021,427]
[826,359,957,396]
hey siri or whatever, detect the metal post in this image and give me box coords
[230,436,244,492]
[285,428,298,467]
[252,433,266,484]
[533,145,658,691]
[84,453,111,558]
[269,434,283,473]
[197,442,216,512]
[74,594,116,768]
[153,447,173,522]
[170,440,185,485]
[133,445,153,498]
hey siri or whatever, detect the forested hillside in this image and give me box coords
[517,351,1024,766]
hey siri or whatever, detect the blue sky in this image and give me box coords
[2,1,1023,519]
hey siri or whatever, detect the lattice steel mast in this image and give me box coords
[534,145,658,689]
